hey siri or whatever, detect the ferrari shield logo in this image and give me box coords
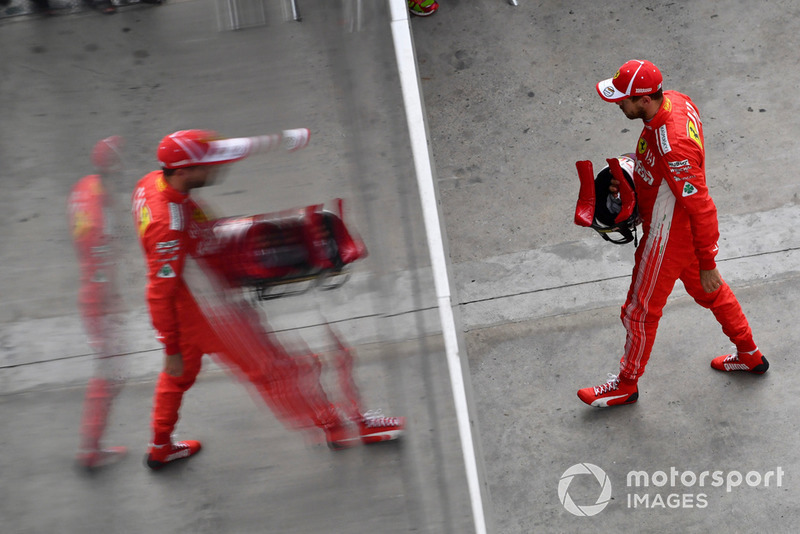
[138,206,152,237]
[687,119,702,149]
[72,210,90,238]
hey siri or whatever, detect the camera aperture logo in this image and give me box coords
[558,463,612,517]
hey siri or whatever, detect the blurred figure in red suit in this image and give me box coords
[68,136,128,470]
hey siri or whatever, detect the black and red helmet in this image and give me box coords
[574,155,640,245]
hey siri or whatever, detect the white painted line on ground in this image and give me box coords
[389,1,489,533]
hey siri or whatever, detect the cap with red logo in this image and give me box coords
[596,60,663,102]
[157,129,254,170]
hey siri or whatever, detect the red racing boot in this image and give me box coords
[324,421,358,451]
[358,410,405,444]
[408,0,438,17]
[146,440,202,470]
[76,446,128,471]
[577,374,639,407]
[711,348,769,374]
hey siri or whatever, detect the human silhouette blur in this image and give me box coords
[69,136,128,470]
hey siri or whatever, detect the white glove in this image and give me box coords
[282,128,310,152]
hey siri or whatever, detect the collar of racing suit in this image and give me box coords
[643,90,678,131]
[155,172,191,204]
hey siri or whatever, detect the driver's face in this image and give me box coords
[617,97,648,120]
[183,165,219,189]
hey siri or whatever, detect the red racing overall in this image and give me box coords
[133,171,342,446]
[619,91,756,380]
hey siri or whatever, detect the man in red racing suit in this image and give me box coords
[133,129,402,469]
[578,60,768,408]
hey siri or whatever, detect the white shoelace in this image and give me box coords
[362,409,401,427]
[723,346,760,363]
[593,373,620,395]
